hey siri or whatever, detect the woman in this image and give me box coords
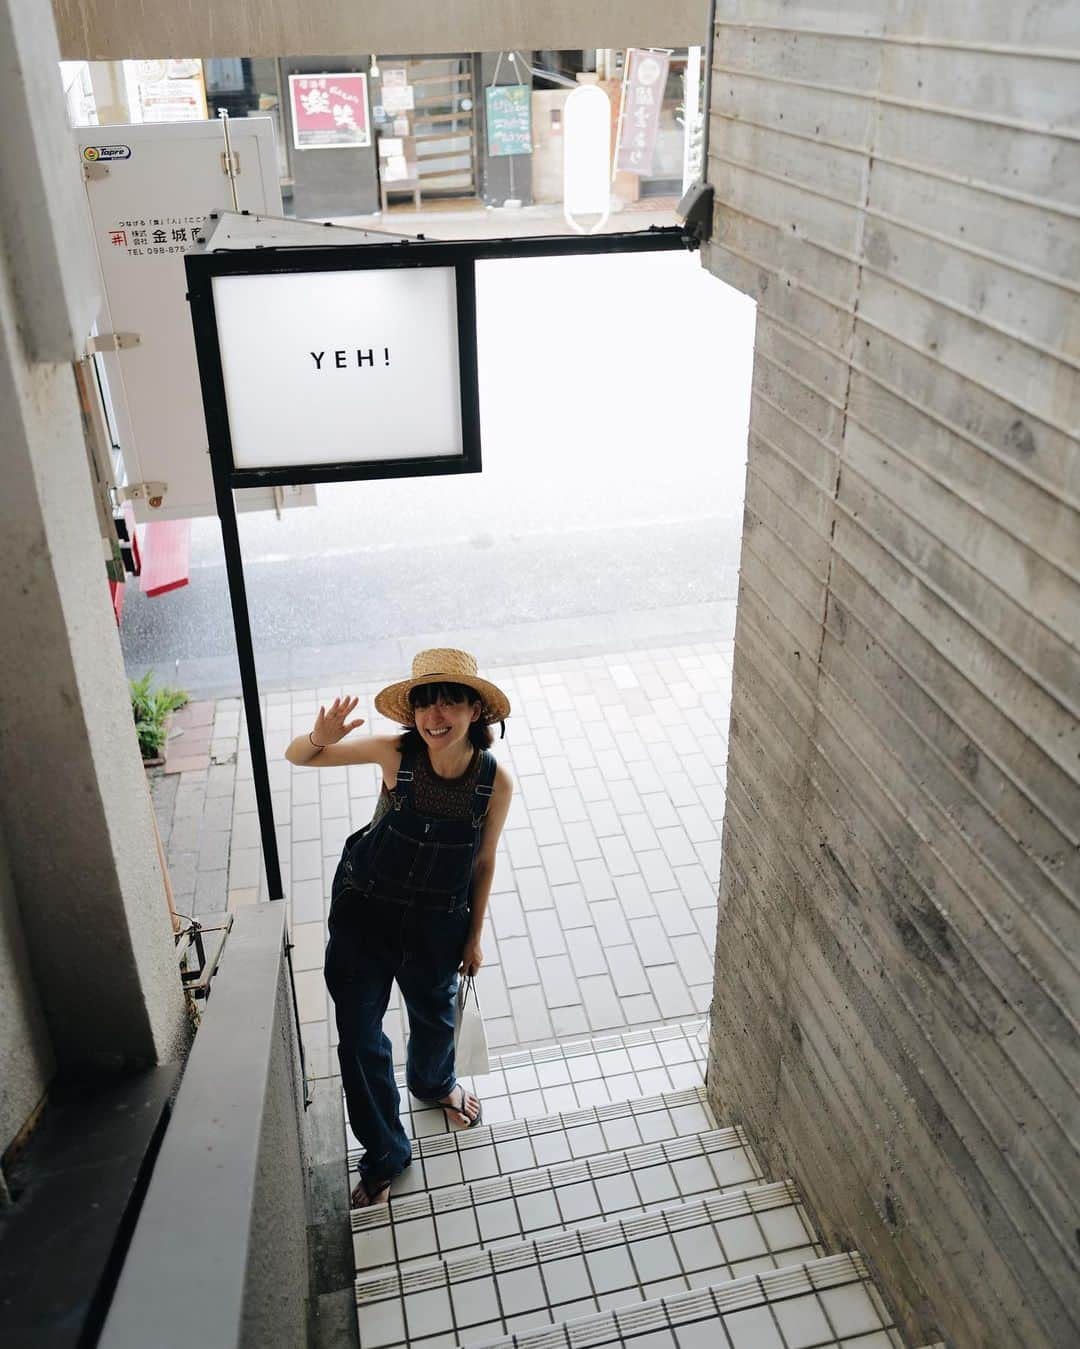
[285,649,513,1207]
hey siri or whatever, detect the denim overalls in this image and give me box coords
[324,745,496,1184]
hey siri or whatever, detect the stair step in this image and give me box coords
[350,1087,717,1194]
[390,1019,707,1143]
[352,1126,765,1275]
[468,1252,901,1349]
[355,1180,824,1345]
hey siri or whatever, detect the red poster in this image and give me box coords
[289,73,371,150]
[615,50,670,176]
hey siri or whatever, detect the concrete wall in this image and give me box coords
[701,5,1079,1348]
[0,819,54,1166]
[54,0,708,60]
[0,0,189,1132]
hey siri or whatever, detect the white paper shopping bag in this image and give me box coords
[453,975,490,1077]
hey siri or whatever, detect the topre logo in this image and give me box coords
[83,145,131,162]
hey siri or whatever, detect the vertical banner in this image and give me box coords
[289,74,371,150]
[485,84,532,157]
[615,49,670,176]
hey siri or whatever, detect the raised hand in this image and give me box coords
[312,695,364,747]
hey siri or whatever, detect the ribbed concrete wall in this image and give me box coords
[0,0,188,1085]
[701,5,1079,1347]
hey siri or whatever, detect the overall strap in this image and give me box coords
[390,740,416,809]
[471,750,497,828]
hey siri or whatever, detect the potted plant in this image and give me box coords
[131,671,189,767]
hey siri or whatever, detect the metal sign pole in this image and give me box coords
[207,431,310,1100]
[218,108,240,211]
[612,54,631,184]
[205,446,284,902]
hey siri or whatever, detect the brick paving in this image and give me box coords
[150,634,732,1087]
[160,697,214,775]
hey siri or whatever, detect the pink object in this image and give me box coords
[139,519,191,597]
[289,73,371,150]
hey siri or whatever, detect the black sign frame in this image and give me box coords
[185,245,483,489]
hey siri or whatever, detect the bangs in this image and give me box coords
[408,681,478,710]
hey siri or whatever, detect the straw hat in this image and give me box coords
[374,649,511,726]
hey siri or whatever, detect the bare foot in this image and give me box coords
[439,1083,481,1128]
[351,1173,392,1208]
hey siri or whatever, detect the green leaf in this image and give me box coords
[130,671,189,757]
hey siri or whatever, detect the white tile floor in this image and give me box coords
[344,1019,904,1349]
[387,1021,708,1143]
[465,1254,904,1349]
[354,1087,719,1195]
[351,1127,767,1275]
[355,1182,823,1347]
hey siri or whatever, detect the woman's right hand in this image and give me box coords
[313,695,364,747]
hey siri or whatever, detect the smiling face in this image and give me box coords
[409,682,483,758]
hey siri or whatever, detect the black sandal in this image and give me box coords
[438,1083,483,1130]
[350,1173,393,1208]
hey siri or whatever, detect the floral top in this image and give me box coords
[370,744,482,826]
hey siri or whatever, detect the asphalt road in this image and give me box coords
[119,512,743,662]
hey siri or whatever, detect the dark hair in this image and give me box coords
[403,681,494,750]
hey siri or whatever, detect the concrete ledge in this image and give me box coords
[56,2,708,61]
[99,904,309,1349]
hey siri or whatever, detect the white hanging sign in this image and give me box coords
[562,85,611,234]
[210,266,464,470]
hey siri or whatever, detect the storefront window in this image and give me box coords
[204,58,290,182]
[65,45,696,232]
[644,55,688,194]
[371,55,476,203]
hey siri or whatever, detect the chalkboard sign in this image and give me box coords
[485,84,532,157]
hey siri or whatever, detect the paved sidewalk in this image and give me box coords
[150,628,732,1086]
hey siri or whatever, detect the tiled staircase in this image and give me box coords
[347,1022,916,1348]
